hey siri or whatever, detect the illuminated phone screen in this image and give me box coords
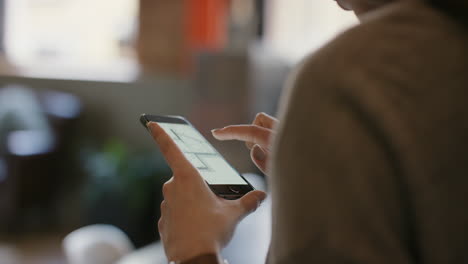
[158,122,248,185]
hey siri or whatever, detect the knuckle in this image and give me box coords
[157,218,163,232]
[259,112,271,122]
[162,181,173,197]
[251,125,267,137]
[254,112,266,123]
[160,200,167,213]
[256,112,267,119]
[244,126,262,143]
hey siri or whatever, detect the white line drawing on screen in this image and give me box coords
[169,128,216,171]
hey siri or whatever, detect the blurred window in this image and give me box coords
[4,0,138,80]
[265,0,358,63]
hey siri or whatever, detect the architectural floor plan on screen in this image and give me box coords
[158,122,247,185]
[169,126,216,171]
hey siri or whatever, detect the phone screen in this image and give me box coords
[158,122,248,185]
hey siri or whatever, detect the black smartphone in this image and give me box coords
[140,114,255,199]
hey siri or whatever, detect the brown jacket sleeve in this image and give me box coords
[268,1,468,263]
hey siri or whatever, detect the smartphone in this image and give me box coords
[140,114,255,199]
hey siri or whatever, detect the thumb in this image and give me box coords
[237,190,267,218]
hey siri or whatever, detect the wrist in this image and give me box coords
[170,241,220,263]
[170,253,226,264]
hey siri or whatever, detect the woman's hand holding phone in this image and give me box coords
[212,112,279,174]
[147,122,267,263]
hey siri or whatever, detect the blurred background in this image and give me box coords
[0,0,356,263]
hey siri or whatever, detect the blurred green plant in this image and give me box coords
[80,138,171,247]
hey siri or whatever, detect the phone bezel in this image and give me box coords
[140,114,255,199]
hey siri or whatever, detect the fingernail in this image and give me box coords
[252,144,266,161]
[211,128,221,133]
[146,121,155,132]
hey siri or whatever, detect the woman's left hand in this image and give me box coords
[148,122,267,263]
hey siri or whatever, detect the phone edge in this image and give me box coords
[139,113,256,198]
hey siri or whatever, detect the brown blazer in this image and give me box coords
[183,0,468,263]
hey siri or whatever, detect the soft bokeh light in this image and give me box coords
[4,0,138,68]
[265,0,358,62]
